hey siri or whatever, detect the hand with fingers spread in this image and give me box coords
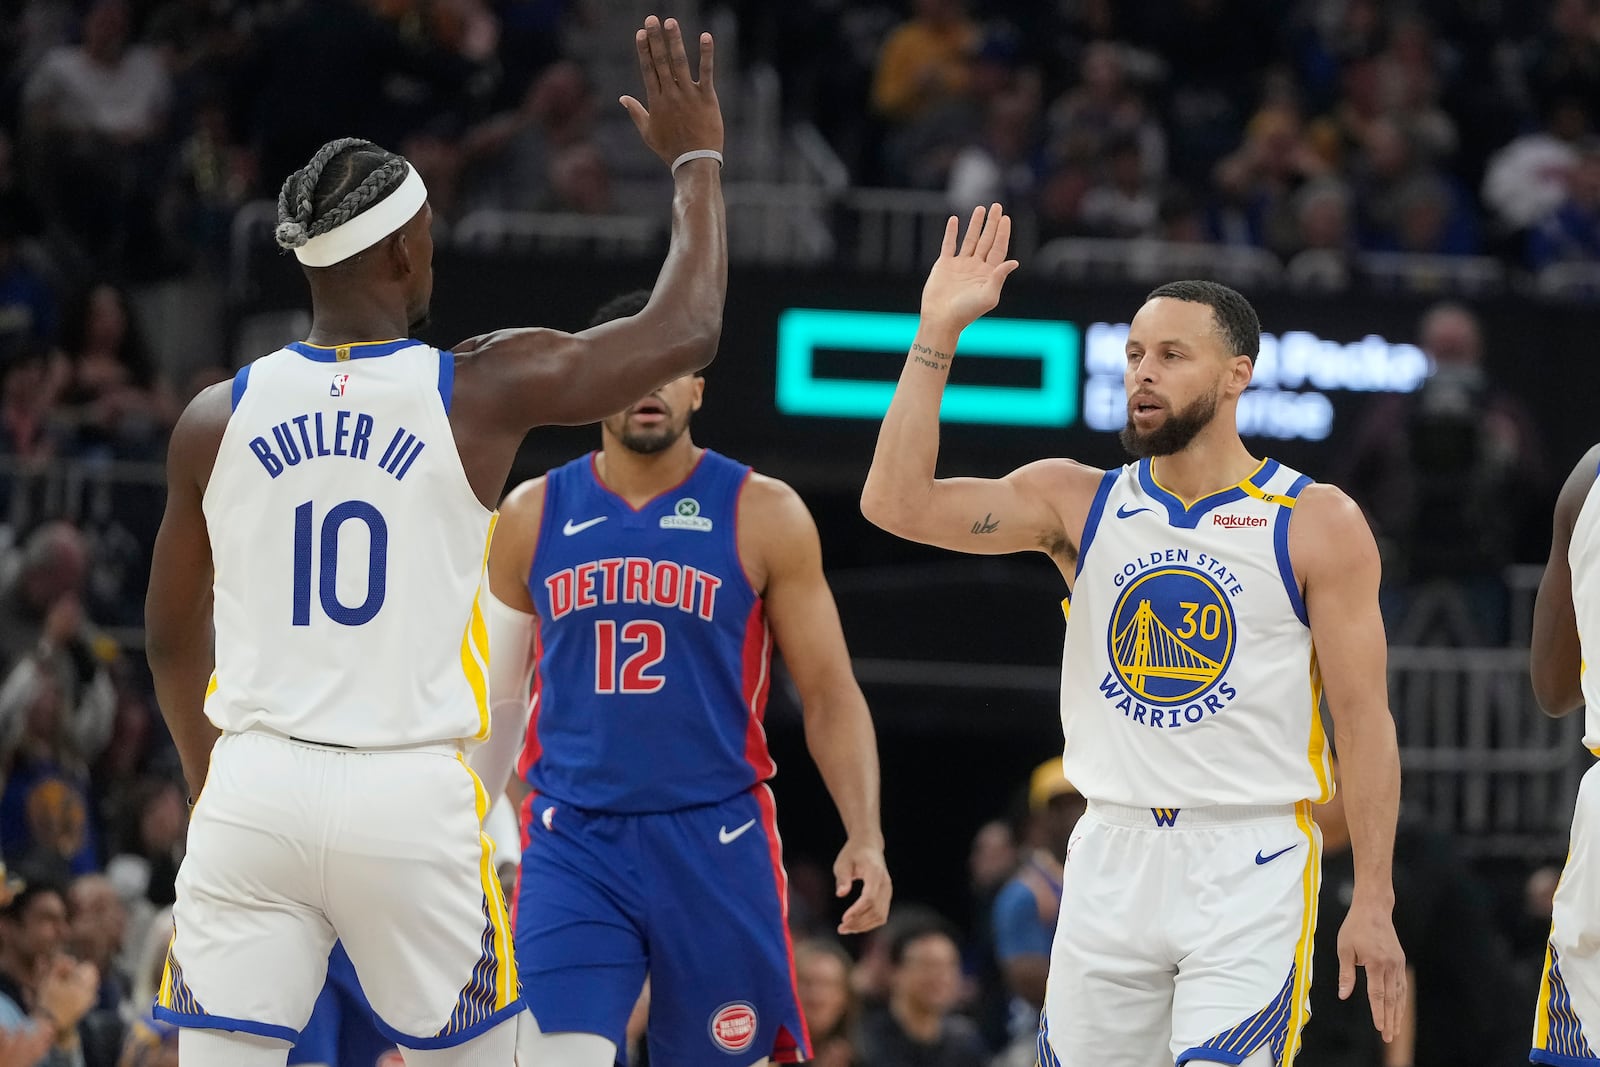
[834,838,892,935]
[1337,898,1407,1043]
[921,202,1021,335]
[619,15,724,169]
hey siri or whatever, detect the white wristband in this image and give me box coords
[671,149,724,173]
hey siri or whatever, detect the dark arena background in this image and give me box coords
[1,0,1597,1063]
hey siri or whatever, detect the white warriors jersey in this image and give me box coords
[1058,457,1334,808]
[202,339,495,748]
[1570,453,1600,754]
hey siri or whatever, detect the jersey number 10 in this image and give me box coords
[292,500,389,626]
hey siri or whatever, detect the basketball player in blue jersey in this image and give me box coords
[862,204,1406,1067]
[142,17,728,1067]
[1528,440,1600,1064]
[471,289,892,1067]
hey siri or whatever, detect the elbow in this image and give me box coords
[1532,676,1582,719]
[859,485,905,536]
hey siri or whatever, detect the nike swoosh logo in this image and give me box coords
[1255,845,1297,865]
[718,819,757,845]
[1116,504,1152,519]
[562,516,608,536]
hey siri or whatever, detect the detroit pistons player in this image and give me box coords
[476,290,892,1067]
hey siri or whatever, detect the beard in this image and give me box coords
[618,415,691,455]
[1119,387,1220,458]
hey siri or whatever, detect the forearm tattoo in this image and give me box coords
[911,342,951,371]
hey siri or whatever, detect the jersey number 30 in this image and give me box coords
[594,620,665,694]
[292,500,389,626]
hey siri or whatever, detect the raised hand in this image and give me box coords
[619,16,723,168]
[920,203,1021,335]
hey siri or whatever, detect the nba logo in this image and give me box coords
[330,373,350,397]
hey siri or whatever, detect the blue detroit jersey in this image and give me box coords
[518,450,774,812]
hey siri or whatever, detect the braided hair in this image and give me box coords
[274,138,412,255]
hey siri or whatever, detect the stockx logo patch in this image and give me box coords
[660,497,713,532]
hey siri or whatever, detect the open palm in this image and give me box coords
[920,203,1021,331]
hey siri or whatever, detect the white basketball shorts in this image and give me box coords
[1533,760,1600,1065]
[155,730,521,1049]
[1038,800,1322,1067]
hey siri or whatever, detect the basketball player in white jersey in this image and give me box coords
[142,17,726,1067]
[1529,442,1600,1064]
[861,204,1405,1066]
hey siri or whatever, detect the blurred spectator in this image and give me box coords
[964,818,1017,1052]
[0,353,62,463]
[1339,302,1546,642]
[1213,103,1330,253]
[65,874,124,1067]
[1524,0,1600,120]
[1303,759,1525,1066]
[857,913,987,1067]
[1079,135,1161,237]
[0,673,102,882]
[0,521,117,771]
[65,875,125,1013]
[990,759,1083,1064]
[796,938,859,1067]
[20,0,173,273]
[0,213,58,367]
[1349,118,1477,255]
[946,95,1041,214]
[1285,177,1356,290]
[1044,42,1165,184]
[871,0,979,188]
[236,0,487,198]
[1528,137,1600,269]
[52,284,176,460]
[1482,96,1590,236]
[0,876,100,1067]
[103,776,184,973]
[458,59,595,214]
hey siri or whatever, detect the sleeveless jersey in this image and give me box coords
[517,450,773,813]
[203,339,495,748]
[1571,453,1600,754]
[1058,458,1333,808]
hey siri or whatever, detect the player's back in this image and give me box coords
[204,339,494,748]
[519,449,771,811]
[1571,452,1600,753]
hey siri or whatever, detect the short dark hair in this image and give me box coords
[887,910,960,967]
[588,289,653,329]
[1145,280,1261,363]
[0,870,65,923]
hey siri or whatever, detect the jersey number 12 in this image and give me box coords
[292,500,389,626]
[594,620,665,694]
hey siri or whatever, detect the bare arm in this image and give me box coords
[1293,484,1406,1042]
[452,18,726,432]
[745,476,890,935]
[1531,445,1600,716]
[1001,956,1049,1013]
[860,205,1098,571]
[145,384,229,798]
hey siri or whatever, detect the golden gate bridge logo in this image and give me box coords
[1107,567,1235,704]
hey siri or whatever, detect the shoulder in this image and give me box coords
[1556,443,1600,530]
[496,476,549,534]
[1007,457,1106,495]
[1289,482,1378,570]
[172,381,233,489]
[738,471,811,519]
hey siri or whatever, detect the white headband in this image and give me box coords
[294,165,428,267]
